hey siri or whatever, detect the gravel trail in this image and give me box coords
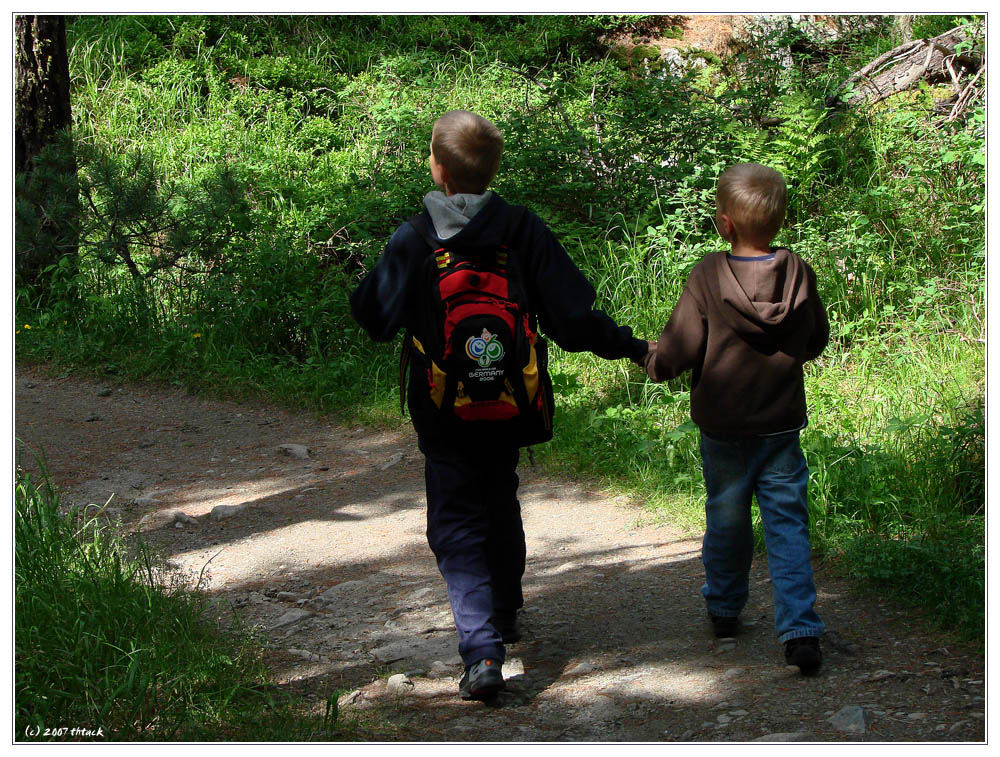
[15,364,985,742]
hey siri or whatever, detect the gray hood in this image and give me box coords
[423,190,493,240]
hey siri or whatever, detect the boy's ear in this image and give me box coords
[719,213,736,241]
[437,160,452,191]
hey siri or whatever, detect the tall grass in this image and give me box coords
[15,462,352,740]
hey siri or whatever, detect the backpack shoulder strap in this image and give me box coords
[406,213,444,251]
[499,204,534,312]
[408,212,455,270]
[398,213,449,417]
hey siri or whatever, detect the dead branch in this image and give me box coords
[949,63,985,122]
[833,23,983,109]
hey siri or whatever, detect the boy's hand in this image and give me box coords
[632,340,657,368]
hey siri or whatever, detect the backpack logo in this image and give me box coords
[466,328,504,367]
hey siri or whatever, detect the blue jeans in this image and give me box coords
[699,429,824,643]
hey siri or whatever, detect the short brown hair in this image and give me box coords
[431,110,503,194]
[716,163,787,243]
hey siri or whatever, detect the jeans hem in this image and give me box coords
[705,608,742,618]
[463,644,506,667]
[778,627,825,644]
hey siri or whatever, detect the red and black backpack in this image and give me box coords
[399,212,554,448]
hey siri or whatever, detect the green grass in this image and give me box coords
[14,461,362,741]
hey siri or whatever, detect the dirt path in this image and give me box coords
[15,364,985,742]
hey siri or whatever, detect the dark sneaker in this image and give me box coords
[709,613,741,639]
[784,636,822,676]
[459,658,505,701]
[492,612,521,644]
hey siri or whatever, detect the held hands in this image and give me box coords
[631,340,657,368]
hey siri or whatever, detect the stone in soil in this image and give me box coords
[379,452,404,470]
[502,658,524,677]
[387,673,414,694]
[572,695,622,726]
[338,689,363,708]
[427,660,455,679]
[171,510,199,525]
[277,443,310,460]
[271,608,314,630]
[828,705,869,734]
[566,662,598,676]
[403,586,433,603]
[372,636,455,667]
[868,670,895,682]
[754,732,811,742]
[209,503,247,521]
[317,580,367,603]
[141,507,197,528]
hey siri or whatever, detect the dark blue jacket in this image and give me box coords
[350,192,647,455]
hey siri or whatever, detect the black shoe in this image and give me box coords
[784,636,822,676]
[709,613,741,639]
[459,658,505,701]
[492,612,521,644]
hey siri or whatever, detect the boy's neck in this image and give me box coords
[729,240,774,258]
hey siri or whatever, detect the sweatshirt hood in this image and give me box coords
[421,190,510,255]
[424,190,494,239]
[716,248,813,337]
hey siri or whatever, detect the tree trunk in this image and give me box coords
[15,15,78,296]
[15,16,73,174]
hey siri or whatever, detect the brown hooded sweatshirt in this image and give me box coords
[642,247,828,437]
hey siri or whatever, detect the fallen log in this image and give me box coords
[830,23,983,108]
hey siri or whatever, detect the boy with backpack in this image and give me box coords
[638,163,829,675]
[350,110,649,700]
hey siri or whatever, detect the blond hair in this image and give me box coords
[431,110,503,194]
[716,163,787,243]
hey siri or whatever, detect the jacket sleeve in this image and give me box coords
[525,214,647,362]
[642,284,707,382]
[349,224,424,342]
[801,263,829,362]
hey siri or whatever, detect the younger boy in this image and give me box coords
[351,110,649,699]
[640,163,829,675]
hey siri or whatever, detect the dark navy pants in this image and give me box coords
[424,449,525,666]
